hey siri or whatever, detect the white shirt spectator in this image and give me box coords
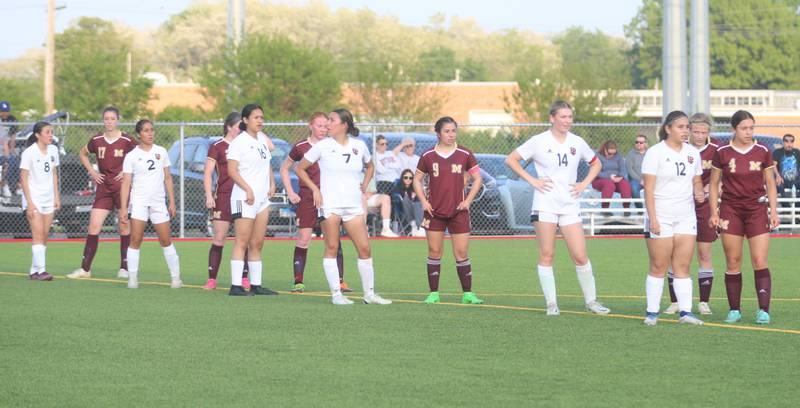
[375,150,402,182]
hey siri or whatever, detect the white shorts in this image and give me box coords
[531,210,582,227]
[21,196,54,215]
[130,202,170,224]
[320,206,364,222]
[366,194,381,208]
[230,198,270,220]
[644,215,697,238]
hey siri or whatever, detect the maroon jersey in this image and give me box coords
[86,133,137,191]
[417,145,480,218]
[698,142,718,186]
[289,139,320,190]
[207,139,234,195]
[711,142,774,204]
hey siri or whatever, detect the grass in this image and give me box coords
[1,237,798,407]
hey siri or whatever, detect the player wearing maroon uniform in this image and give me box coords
[202,112,249,290]
[710,110,779,325]
[279,112,349,293]
[68,107,137,280]
[413,117,484,305]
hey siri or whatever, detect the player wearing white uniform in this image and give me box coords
[641,111,706,326]
[296,108,391,305]
[119,119,181,290]
[505,101,610,316]
[226,104,278,296]
[19,122,60,281]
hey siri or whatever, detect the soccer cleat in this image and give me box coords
[242,277,251,290]
[380,229,399,238]
[290,283,305,293]
[755,309,771,325]
[586,300,610,315]
[250,285,278,296]
[127,275,139,289]
[643,312,659,326]
[462,292,484,304]
[663,302,679,315]
[546,302,560,316]
[229,285,254,296]
[363,292,392,305]
[66,268,91,279]
[423,291,440,304]
[38,272,53,281]
[203,278,217,291]
[339,281,353,293]
[698,301,712,315]
[170,278,183,289]
[678,312,704,325]
[28,273,40,280]
[331,293,354,305]
[117,269,129,278]
[724,310,742,323]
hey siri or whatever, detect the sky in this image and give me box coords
[1,0,643,61]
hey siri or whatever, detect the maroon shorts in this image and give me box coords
[295,190,319,229]
[92,185,122,210]
[211,192,232,222]
[694,200,718,243]
[422,210,470,234]
[718,201,770,238]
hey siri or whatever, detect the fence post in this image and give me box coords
[179,123,185,238]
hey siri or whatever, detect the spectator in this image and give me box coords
[592,139,633,213]
[396,137,420,173]
[773,133,800,206]
[625,134,648,209]
[374,134,403,194]
[0,101,20,197]
[364,181,398,237]
[391,169,425,236]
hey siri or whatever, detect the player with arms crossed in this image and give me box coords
[505,101,610,316]
[68,107,137,279]
[413,116,484,305]
[709,110,779,325]
[296,108,391,305]
[119,119,181,289]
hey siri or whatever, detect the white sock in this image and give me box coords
[357,258,375,295]
[411,221,418,230]
[575,261,597,304]
[382,219,391,230]
[698,268,714,280]
[537,265,557,305]
[646,275,665,314]
[31,244,46,274]
[248,261,262,286]
[127,248,140,274]
[231,260,244,286]
[162,244,180,280]
[673,277,693,313]
[323,257,341,295]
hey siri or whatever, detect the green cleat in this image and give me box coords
[755,309,771,325]
[462,292,484,304]
[291,283,305,293]
[423,291,440,304]
[724,310,742,323]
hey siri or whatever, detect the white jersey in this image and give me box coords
[122,144,171,206]
[375,150,402,182]
[304,137,371,209]
[227,131,272,202]
[397,153,420,173]
[641,141,702,220]
[20,144,59,207]
[515,130,597,215]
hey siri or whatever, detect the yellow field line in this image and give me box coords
[3,271,799,336]
[377,291,800,302]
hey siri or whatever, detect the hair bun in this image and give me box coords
[238,121,247,131]
[350,127,360,137]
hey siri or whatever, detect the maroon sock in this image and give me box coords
[208,244,223,279]
[427,257,441,292]
[698,277,714,303]
[456,258,472,292]
[81,234,99,271]
[293,246,308,284]
[725,273,742,311]
[242,248,249,278]
[120,234,130,270]
[337,243,345,282]
[754,268,771,312]
[667,277,678,303]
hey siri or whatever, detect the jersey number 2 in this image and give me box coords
[147,160,156,171]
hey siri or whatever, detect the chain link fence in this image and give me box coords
[1,120,798,238]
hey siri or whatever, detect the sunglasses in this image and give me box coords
[402,176,413,180]
[635,141,646,144]
[378,142,388,146]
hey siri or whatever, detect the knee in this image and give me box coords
[296,231,312,248]
[453,249,469,261]
[573,255,589,266]
[158,236,171,247]
[356,243,371,258]
[539,251,555,265]
[751,256,769,270]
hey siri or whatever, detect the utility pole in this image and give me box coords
[44,0,56,114]
[662,0,688,117]
[690,0,710,115]
[228,0,245,47]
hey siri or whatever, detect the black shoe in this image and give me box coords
[250,285,279,295]
[229,285,254,296]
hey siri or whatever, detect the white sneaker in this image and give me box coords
[663,302,679,314]
[698,301,712,315]
[331,293,354,305]
[117,269,129,278]
[413,228,427,237]
[546,302,560,316]
[380,229,399,238]
[363,292,392,305]
[170,278,183,289]
[127,275,139,289]
[1,185,10,197]
[66,269,91,279]
[678,313,704,325]
[644,312,658,326]
[586,300,611,315]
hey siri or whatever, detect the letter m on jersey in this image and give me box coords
[451,164,463,173]
[114,149,124,157]
[749,161,761,171]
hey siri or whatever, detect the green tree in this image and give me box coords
[0,78,44,118]
[55,17,152,119]
[155,106,210,122]
[199,35,341,121]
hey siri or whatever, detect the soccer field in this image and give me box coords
[1,237,798,407]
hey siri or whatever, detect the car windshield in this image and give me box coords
[477,155,535,179]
